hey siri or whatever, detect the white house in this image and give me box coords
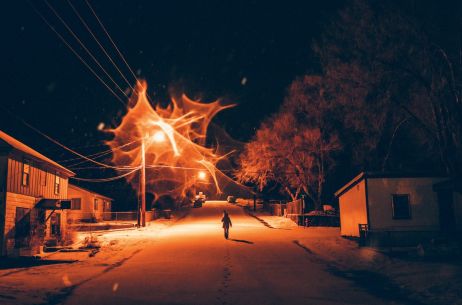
[67,184,112,222]
[0,130,74,256]
[335,172,459,246]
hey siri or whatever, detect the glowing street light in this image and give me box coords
[197,170,207,180]
[152,130,166,143]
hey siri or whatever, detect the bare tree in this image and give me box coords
[237,77,341,209]
[314,0,462,175]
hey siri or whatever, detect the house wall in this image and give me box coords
[6,157,68,199]
[2,192,69,256]
[0,156,8,256]
[67,186,111,222]
[367,177,445,232]
[339,179,368,237]
[2,157,69,256]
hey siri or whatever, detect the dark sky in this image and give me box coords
[0,1,343,150]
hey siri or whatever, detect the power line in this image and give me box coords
[66,0,135,91]
[85,0,138,81]
[44,0,130,99]
[70,166,140,182]
[0,104,137,171]
[28,0,126,105]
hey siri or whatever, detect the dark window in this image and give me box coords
[71,198,81,210]
[94,198,98,210]
[54,174,60,195]
[392,194,411,219]
[22,160,30,186]
[40,170,47,186]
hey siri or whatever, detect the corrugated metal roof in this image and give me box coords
[0,130,75,177]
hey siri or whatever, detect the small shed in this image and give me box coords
[335,172,453,246]
[67,184,113,222]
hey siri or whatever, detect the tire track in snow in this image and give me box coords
[43,248,143,305]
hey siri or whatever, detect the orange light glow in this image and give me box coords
[197,170,207,180]
[107,80,237,200]
[152,130,166,143]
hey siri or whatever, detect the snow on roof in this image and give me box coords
[68,183,113,201]
[0,130,74,176]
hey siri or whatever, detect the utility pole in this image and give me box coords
[140,139,146,227]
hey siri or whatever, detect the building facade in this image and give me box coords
[0,130,74,256]
[335,172,457,246]
[67,184,112,222]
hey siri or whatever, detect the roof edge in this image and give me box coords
[335,171,448,197]
[68,183,113,201]
[335,172,366,197]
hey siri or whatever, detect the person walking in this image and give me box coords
[221,210,232,239]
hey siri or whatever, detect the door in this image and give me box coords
[437,190,456,232]
[15,207,31,248]
[50,213,61,237]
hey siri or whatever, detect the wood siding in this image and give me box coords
[0,156,9,255]
[68,185,112,222]
[339,179,368,237]
[6,158,68,199]
[2,192,68,256]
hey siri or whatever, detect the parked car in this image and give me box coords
[193,192,206,208]
[193,198,203,208]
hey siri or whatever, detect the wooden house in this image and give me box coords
[0,130,74,256]
[334,172,459,246]
[68,184,112,222]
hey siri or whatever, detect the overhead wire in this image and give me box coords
[65,0,135,91]
[85,0,139,81]
[70,166,140,182]
[59,139,139,164]
[0,104,137,171]
[44,0,130,100]
[28,1,126,106]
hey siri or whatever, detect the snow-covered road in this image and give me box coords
[62,201,402,305]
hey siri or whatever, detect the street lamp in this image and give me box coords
[139,130,167,228]
[197,170,207,181]
[152,130,166,143]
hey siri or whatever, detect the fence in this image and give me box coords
[269,203,287,216]
[286,199,303,215]
[67,211,160,223]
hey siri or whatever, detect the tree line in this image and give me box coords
[236,0,462,209]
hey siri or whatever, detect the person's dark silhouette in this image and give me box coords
[221,210,232,239]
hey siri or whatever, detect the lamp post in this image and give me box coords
[140,139,146,227]
[138,131,166,228]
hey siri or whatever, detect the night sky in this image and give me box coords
[0,1,345,203]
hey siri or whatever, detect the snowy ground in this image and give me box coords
[0,210,188,305]
[247,207,462,305]
[1,203,461,305]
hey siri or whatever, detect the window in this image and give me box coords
[22,160,30,186]
[392,194,411,219]
[94,198,98,210]
[40,170,47,186]
[54,174,60,195]
[71,198,81,210]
